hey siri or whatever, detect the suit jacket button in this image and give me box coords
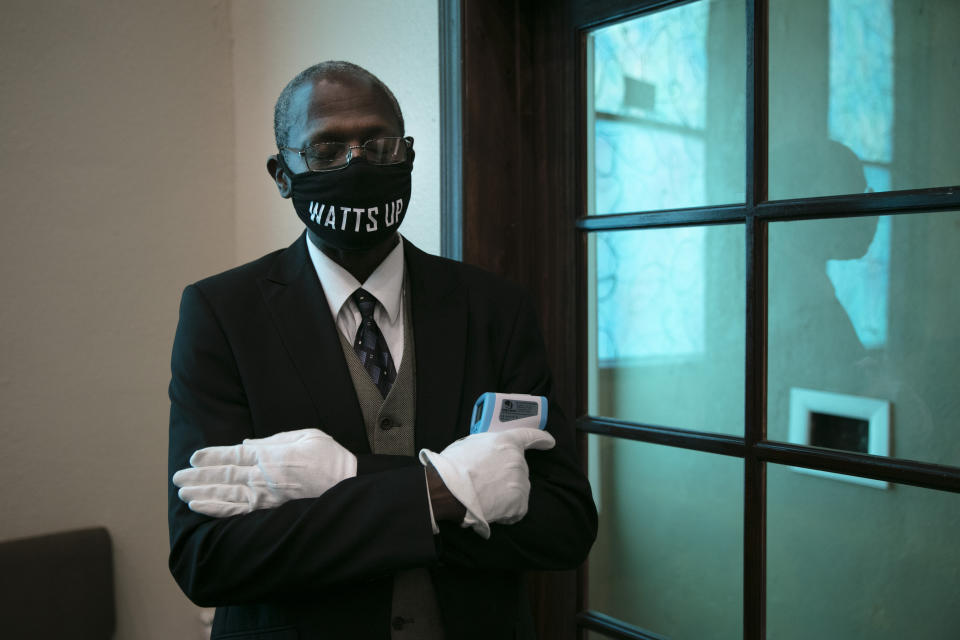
[379,417,395,430]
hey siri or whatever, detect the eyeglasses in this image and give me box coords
[280,136,414,172]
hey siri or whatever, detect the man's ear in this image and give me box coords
[267,154,293,198]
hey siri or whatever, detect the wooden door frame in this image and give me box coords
[442,1,583,638]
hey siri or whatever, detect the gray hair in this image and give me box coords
[273,60,404,149]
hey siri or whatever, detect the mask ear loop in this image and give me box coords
[275,149,295,178]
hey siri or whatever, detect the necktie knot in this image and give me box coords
[352,288,378,321]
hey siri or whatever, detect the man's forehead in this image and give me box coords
[286,77,398,135]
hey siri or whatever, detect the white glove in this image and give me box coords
[419,428,555,539]
[172,428,357,518]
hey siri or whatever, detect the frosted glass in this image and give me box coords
[768,464,960,639]
[588,0,745,214]
[588,437,743,639]
[588,225,745,435]
[769,0,960,198]
[767,211,960,467]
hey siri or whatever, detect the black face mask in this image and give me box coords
[282,155,413,251]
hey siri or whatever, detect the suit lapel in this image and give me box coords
[257,234,371,455]
[405,242,468,453]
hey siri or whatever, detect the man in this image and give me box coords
[168,60,597,640]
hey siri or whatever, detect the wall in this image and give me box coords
[0,1,441,639]
[0,1,235,638]
[230,0,441,263]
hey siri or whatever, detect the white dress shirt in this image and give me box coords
[305,234,440,532]
[306,234,406,367]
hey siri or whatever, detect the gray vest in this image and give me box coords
[337,286,445,640]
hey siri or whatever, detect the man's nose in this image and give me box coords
[346,143,366,163]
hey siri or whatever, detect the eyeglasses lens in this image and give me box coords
[302,137,410,171]
[364,138,406,165]
[304,143,347,171]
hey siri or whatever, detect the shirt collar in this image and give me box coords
[306,234,405,323]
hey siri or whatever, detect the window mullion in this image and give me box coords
[744,0,769,639]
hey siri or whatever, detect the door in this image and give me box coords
[451,1,960,638]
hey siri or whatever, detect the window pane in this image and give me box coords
[587,436,743,639]
[587,225,744,435]
[768,463,960,639]
[587,0,745,214]
[769,0,960,198]
[767,211,960,467]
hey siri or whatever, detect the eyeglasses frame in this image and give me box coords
[279,136,414,173]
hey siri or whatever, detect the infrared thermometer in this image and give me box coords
[470,393,548,434]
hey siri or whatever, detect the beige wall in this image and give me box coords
[0,1,440,639]
[0,1,235,638]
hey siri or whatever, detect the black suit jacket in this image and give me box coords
[168,234,598,639]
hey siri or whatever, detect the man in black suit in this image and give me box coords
[168,60,597,639]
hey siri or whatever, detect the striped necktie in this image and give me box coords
[351,288,397,397]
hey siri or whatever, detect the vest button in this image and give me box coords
[379,417,395,430]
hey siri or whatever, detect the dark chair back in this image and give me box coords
[0,527,115,640]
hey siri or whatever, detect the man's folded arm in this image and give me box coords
[434,295,599,570]
[168,284,437,607]
[434,400,598,571]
